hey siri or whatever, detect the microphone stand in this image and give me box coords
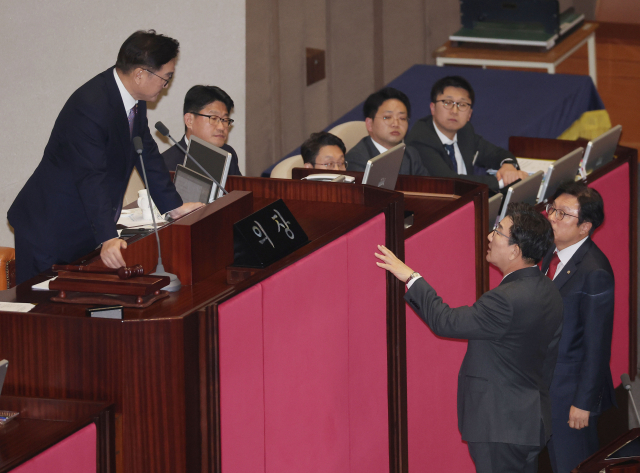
[154,121,228,196]
[622,373,640,427]
[133,136,181,292]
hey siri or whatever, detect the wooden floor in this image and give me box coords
[555,22,640,153]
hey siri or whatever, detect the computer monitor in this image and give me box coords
[173,165,214,204]
[0,360,7,396]
[581,125,622,176]
[184,136,231,202]
[498,171,544,223]
[488,193,503,230]
[538,147,584,204]
[362,143,405,190]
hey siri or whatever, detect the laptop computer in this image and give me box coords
[362,143,405,190]
[581,125,622,177]
[0,360,19,425]
[183,136,231,202]
[174,165,214,204]
[537,147,584,204]
[497,171,545,223]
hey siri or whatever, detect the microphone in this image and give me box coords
[621,373,640,427]
[155,121,228,196]
[133,136,181,292]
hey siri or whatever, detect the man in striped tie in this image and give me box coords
[540,180,616,473]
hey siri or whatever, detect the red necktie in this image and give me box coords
[547,252,560,280]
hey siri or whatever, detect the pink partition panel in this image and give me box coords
[404,202,476,472]
[589,163,630,384]
[13,423,96,473]
[345,214,389,472]
[218,284,265,473]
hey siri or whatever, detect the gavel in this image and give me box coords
[51,264,144,280]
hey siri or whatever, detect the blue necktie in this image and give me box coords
[444,143,457,172]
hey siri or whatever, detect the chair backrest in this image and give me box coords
[327,121,368,152]
[270,155,304,179]
[0,247,16,290]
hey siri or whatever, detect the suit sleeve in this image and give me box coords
[405,146,430,176]
[474,134,518,171]
[345,143,370,172]
[405,277,513,340]
[67,100,119,245]
[572,269,615,410]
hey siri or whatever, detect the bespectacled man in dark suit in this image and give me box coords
[8,30,203,284]
[541,181,616,473]
[376,202,563,473]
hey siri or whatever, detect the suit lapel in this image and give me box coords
[552,238,593,290]
[364,136,380,159]
[541,246,556,274]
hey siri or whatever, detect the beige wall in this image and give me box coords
[596,0,640,23]
[0,0,246,248]
[245,0,462,177]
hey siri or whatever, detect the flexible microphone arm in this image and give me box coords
[621,373,640,426]
[133,136,181,292]
[155,121,228,195]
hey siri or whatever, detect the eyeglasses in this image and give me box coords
[435,100,472,112]
[375,115,409,126]
[191,113,235,127]
[546,204,579,221]
[312,160,348,170]
[143,69,172,88]
[492,228,510,239]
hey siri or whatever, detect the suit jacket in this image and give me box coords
[406,266,564,446]
[8,67,182,264]
[540,238,616,417]
[345,136,429,176]
[405,115,518,192]
[162,136,242,177]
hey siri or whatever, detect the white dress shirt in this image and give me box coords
[113,68,138,116]
[432,120,467,175]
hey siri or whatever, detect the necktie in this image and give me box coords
[547,252,560,280]
[128,105,136,138]
[444,143,457,172]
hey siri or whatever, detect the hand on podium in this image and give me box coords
[167,202,205,219]
[101,237,128,268]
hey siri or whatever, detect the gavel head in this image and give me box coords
[117,264,145,280]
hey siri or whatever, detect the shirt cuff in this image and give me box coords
[407,276,422,289]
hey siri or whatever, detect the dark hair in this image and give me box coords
[300,132,346,164]
[363,87,411,119]
[183,85,234,115]
[551,180,604,233]
[505,202,554,265]
[115,30,179,74]
[430,76,475,106]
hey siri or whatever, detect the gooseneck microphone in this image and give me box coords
[621,373,640,426]
[133,136,181,292]
[155,121,228,195]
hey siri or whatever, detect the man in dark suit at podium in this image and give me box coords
[541,181,616,473]
[376,203,563,473]
[345,87,429,176]
[8,30,203,284]
[162,85,242,176]
[405,76,528,192]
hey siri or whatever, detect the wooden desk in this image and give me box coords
[434,22,599,85]
[0,397,114,473]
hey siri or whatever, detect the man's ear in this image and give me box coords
[509,244,522,261]
[184,113,193,130]
[365,117,374,134]
[133,67,145,85]
[579,221,592,236]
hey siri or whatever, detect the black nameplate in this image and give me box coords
[233,199,309,268]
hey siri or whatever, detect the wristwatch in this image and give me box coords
[406,271,421,285]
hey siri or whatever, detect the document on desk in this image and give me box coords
[517,157,554,175]
[0,302,35,312]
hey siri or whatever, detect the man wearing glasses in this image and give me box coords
[541,181,615,473]
[162,85,242,176]
[345,87,429,176]
[406,75,528,192]
[376,202,563,473]
[8,30,202,284]
[301,132,347,171]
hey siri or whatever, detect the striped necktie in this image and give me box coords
[444,143,457,172]
[128,105,136,138]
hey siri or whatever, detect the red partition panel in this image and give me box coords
[404,202,476,472]
[589,163,630,383]
[218,284,265,473]
[12,423,97,473]
[345,214,389,472]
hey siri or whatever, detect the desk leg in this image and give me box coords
[588,33,598,86]
[548,64,556,74]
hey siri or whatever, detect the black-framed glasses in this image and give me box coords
[546,204,579,221]
[312,160,348,170]
[436,100,472,112]
[191,112,235,128]
[375,115,409,126]
[143,69,172,88]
